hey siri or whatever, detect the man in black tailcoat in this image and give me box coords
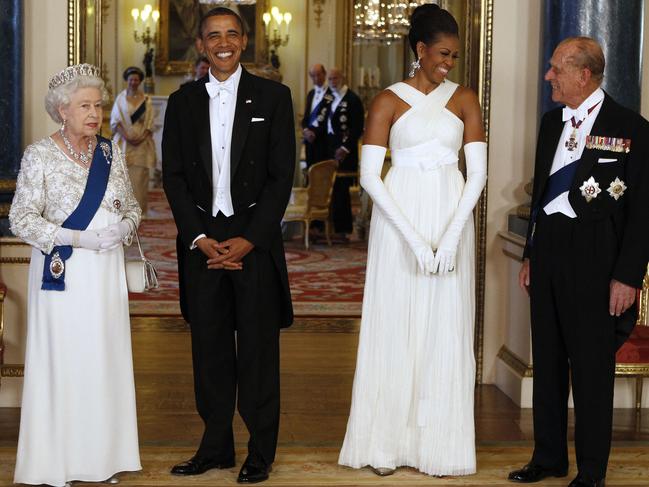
[301,63,333,167]
[326,67,364,238]
[509,37,649,487]
[162,7,295,484]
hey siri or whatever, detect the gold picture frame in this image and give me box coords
[68,0,104,67]
[155,0,269,76]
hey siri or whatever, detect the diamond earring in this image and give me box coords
[409,58,421,78]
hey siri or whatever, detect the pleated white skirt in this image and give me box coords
[339,165,476,476]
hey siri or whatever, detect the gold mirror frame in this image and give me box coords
[155,0,269,76]
[344,0,493,383]
[68,0,104,67]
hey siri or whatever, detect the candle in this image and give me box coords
[283,12,291,35]
[131,8,139,29]
[263,12,271,33]
[271,7,282,31]
[359,67,365,88]
[374,66,381,87]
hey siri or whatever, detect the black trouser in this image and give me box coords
[184,213,283,468]
[529,211,632,480]
[327,134,357,234]
[304,136,329,168]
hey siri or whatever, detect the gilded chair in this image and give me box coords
[615,265,649,411]
[284,159,337,250]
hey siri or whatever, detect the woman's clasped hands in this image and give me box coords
[55,220,132,252]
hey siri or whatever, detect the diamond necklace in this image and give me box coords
[60,126,94,166]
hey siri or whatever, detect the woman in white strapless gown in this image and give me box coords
[339,4,487,477]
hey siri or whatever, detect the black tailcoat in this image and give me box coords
[162,68,296,466]
[301,87,333,166]
[523,93,649,480]
[326,88,364,233]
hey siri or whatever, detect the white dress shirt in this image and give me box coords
[543,87,604,218]
[191,64,242,248]
[310,84,327,127]
[327,85,348,135]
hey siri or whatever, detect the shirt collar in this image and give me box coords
[332,85,348,99]
[208,64,243,87]
[562,87,604,122]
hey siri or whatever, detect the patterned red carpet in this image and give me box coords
[127,190,366,317]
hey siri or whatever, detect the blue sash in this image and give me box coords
[42,135,113,291]
[308,96,327,127]
[529,159,579,244]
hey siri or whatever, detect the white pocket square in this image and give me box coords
[251,117,265,122]
[598,158,618,163]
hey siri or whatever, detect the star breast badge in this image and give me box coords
[606,177,627,200]
[580,176,601,202]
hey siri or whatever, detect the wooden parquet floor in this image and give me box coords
[1,317,648,486]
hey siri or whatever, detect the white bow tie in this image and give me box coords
[562,106,586,123]
[206,78,235,99]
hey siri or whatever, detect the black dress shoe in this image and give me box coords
[508,463,568,483]
[170,456,235,475]
[568,474,605,487]
[237,462,272,484]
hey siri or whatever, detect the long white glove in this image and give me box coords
[360,144,435,274]
[432,141,487,274]
[54,227,122,251]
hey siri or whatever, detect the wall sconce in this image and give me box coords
[312,0,325,28]
[131,3,160,93]
[263,6,291,69]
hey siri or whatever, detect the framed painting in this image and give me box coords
[155,0,268,76]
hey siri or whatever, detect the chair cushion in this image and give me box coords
[617,326,649,363]
[284,205,307,221]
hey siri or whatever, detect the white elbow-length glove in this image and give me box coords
[432,141,487,274]
[360,144,435,274]
[55,226,123,251]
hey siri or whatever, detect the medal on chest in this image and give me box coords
[565,100,601,152]
[565,128,579,151]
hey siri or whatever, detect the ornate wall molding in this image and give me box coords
[497,345,533,378]
[0,257,30,265]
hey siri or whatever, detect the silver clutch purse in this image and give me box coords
[125,228,159,293]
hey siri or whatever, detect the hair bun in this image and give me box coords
[407,3,458,56]
[411,3,441,24]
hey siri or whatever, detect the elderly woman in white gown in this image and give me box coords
[9,64,142,487]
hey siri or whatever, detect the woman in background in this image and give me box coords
[111,66,156,214]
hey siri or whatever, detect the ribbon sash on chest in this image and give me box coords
[42,136,113,291]
[130,100,146,125]
[308,95,327,127]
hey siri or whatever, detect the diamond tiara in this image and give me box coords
[48,63,101,90]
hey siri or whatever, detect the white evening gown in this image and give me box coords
[339,80,476,476]
[12,138,142,486]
